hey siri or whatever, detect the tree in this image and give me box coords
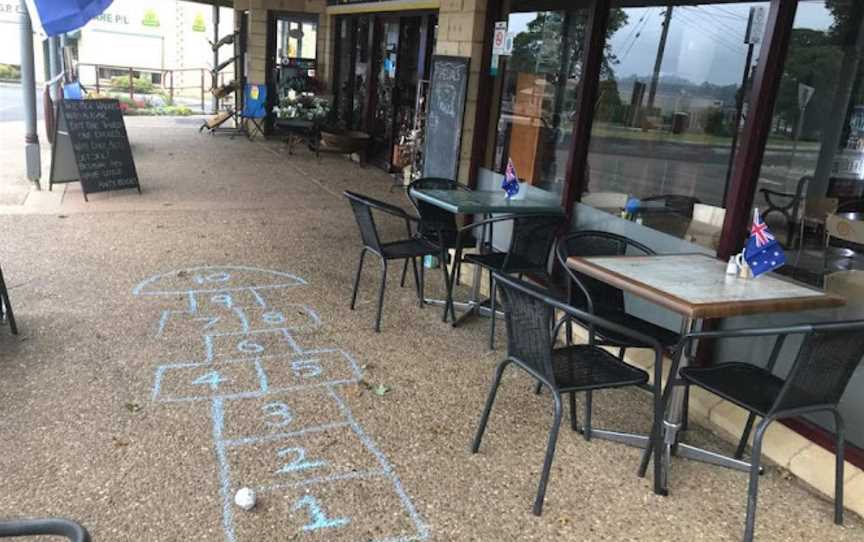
[509,9,628,80]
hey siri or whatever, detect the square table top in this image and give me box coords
[409,188,564,215]
[566,253,845,319]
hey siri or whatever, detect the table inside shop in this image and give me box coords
[409,188,564,323]
[565,253,845,494]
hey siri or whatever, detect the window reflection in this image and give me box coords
[585,2,769,252]
[492,8,591,197]
[756,0,864,287]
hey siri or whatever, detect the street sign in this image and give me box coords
[745,6,766,45]
[798,83,815,110]
[492,21,507,55]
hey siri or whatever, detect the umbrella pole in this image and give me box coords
[20,3,42,190]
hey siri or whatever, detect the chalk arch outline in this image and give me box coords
[132,265,308,296]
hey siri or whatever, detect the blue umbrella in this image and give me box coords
[25,0,113,36]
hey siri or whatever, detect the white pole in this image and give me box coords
[20,2,42,189]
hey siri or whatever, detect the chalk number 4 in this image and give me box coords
[191,370,225,391]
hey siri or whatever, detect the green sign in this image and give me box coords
[192,13,206,32]
[142,9,160,27]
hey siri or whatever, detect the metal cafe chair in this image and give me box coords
[663,320,864,542]
[402,178,472,294]
[344,191,452,332]
[445,213,565,348]
[0,518,90,541]
[0,263,17,335]
[471,273,665,515]
[760,175,810,247]
[544,231,680,438]
[824,212,864,274]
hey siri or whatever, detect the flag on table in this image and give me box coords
[743,208,786,277]
[502,158,520,198]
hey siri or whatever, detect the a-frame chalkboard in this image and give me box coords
[422,56,470,181]
[49,99,141,201]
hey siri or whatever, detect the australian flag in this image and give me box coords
[744,208,786,277]
[502,158,520,198]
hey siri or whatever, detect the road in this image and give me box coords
[0,83,44,122]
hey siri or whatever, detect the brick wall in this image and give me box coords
[435,0,488,184]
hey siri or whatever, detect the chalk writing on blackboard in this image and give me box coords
[423,56,470,182]
[49,99,141,201]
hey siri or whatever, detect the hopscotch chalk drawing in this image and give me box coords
[133,266,428,541]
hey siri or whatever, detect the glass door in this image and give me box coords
[370,17,401,167]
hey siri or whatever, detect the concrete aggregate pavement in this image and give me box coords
[0,118,860,541]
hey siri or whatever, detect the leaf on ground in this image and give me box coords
[125,402,143,413]
[112,436,129,448]
[372,384,390,397]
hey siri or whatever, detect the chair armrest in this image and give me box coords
[0,519,90,541]
[674,324,813,355]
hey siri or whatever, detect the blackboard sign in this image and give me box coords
[49,99,141,201]
[423,56,470,181]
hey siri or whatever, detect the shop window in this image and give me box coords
[583,2,769,252]
[751,1,864,288]
[491,7,590,197]
[274,15,319,99]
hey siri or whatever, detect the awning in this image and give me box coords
[24,0,113,37]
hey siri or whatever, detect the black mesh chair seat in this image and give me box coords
[681,363,784,416]
[462,251,539,274]
[552,345,649,391]
[381,239,441,259]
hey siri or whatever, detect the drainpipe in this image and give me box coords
[20,3,41,190]
[212,0,219,114]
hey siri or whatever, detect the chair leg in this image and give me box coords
[399,259,408,287]
[583,390,593,441]
[410,258,421,300]
[569,392,578,431]
[350,249,367,310]
[744,418,771,542]
[374,258,388,333]
[417,258,425,308]
[618,347,626,360]
[833,409,845,526]
[534,381,543,395]
[440,250,454,322]
[489,271,496,350]
[735,412,757,460]
[681,385,691,432]
[471,360,512,454]
[533,390,564,516]
[0,267,16,335]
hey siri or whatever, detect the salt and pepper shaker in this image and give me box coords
[726,256,738,275]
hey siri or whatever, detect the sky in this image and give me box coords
[508,1,841,86]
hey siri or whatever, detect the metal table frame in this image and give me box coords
[408,188,564,324]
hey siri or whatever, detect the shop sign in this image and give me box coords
[192,12,206,32]
[142,9,160,28]
[0,2,25,21]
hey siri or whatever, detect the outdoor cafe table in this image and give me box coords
[565,253,845,495]
[408,188,564,323]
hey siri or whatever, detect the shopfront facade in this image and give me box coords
[233,0,864,461]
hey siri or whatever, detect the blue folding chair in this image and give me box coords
[242,84,267,140]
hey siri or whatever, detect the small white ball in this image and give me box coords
[234,487,256,511]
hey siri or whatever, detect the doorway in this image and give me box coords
[333,12,436,171]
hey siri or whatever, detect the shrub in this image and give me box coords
[0,64,21,80]
[109,75,155,94]
[704,107,732,137]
